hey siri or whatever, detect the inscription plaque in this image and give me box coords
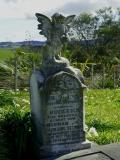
[39,72,90,157]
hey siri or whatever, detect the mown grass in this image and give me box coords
[85,89,120,144]
[0,89,120,159]
[0,48,14,60]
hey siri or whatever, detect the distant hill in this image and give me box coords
[0,39,96,49]
[0,41,46,48]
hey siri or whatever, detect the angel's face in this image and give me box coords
[55,23,65,33]
[53,23,67,40]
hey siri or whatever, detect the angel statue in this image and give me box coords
[35,13,75,68]
[34,13,83,81]
[30,13,84,110]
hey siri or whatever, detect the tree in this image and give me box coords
[95,7,120,64]
[68,7,120,64]
[69,13,99,62]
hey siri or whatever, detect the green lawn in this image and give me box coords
[0,89,120,159]
[0,89,120,145]
[0,48,14,61]
[85,89,120,144]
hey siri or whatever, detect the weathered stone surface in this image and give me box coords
[30,71,91,159]
[35,13,75,71]
[39,72,90,157]
[58,152,111,160]
[70,153,111,160]
[56,142,120,160]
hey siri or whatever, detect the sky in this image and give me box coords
[0,0,120,42]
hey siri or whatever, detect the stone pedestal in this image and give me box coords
[56,143,120,160]
[30,71,91,159]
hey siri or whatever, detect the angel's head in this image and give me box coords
[51,13,65,24]
[35,13,75,42]
[51,13,66,38]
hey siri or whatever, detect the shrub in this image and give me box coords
[0,101,33,160]
[0,90,14,106]
[3,113,31,159]
[0,129,9,160]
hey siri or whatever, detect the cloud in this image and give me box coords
[1,0,120,19]
[4,0,18,3]
[0,0,77,19]
[49,0,120,15]
[25,13,36,20]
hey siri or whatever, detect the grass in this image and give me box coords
[85,89,120,144]
[0,48,14,61]
[0,89,120,159]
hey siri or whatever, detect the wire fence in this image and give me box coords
[84,64,120,89]
[0,71,30,90]
[0,62,120,90]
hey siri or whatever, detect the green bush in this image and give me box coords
[0,105,33,160]
[0,90,14,106]
[0,90,33,160]
[0,109,32,160]
[98,77,114,88]
[0,129,9,160]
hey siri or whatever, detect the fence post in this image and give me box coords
[91,64,94,88]
[113,65,116,89]
[14,55,18,92]
[102,65,105,89]
[32,61,36,72]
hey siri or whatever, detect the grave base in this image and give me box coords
[56,142,120,160]
[39,140,91,159]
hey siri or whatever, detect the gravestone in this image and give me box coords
[30,13,91,159]
[39,72,90,156]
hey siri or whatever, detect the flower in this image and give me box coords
[88,127,98,137]
[22,99,30,104]
[9,90,15,94]
[84,124,89,132]
[16,103,20,107]
[24,88,28,92]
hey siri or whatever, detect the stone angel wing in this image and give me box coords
[35,13,52,40]
[63,15,76,34]
[64,15,76,25]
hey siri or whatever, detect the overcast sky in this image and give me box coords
[0,0,120,42]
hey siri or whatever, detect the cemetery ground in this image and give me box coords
[0,88,120,159]
[0,47,120,159]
